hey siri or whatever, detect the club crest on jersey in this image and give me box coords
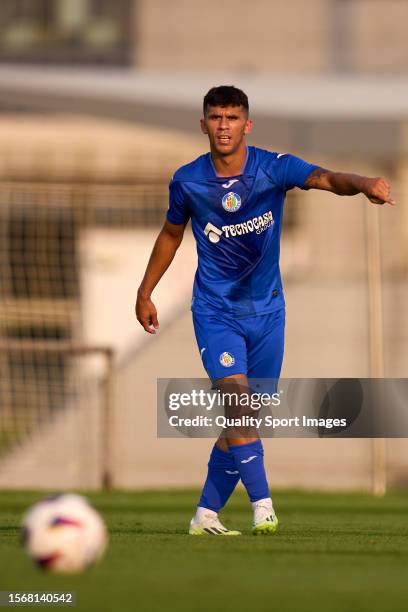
[219,352,235,367]
[222,192,241,213]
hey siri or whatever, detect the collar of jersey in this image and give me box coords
[207,146,251,179]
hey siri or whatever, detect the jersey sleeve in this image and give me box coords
[166,179,190,225]
[277,154,319,191]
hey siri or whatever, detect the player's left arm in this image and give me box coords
[304,167,396,206]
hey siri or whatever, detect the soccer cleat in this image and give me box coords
[252,499,279,535]
[188,513,241,536]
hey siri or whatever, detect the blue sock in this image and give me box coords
[197,445,241,512]
[228,440,270,503]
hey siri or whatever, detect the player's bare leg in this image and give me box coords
[215,374,278,535]
[189,374,252,536]
[215,373,258,448]
[190,374,278,535]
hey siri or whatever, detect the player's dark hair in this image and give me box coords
[203,86,249,115]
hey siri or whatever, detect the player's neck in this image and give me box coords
[210,145,247,177]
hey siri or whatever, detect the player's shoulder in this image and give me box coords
[171,153,212,184]
[250,146,288,165]
[249,146,290,178]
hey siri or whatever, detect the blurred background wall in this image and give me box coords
[0,0,407,492]
[0,0,407,73]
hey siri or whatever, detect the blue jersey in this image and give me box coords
[167,146,318,318]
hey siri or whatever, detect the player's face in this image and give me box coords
[200,105,253,156]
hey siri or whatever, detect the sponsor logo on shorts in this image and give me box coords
[222,192,241,213]
[241,456,257,464]
[219,351,235,367]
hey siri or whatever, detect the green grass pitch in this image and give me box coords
[1,489,408,612]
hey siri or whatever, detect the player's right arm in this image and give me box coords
[304,168,396,205]
[136,220,187,334]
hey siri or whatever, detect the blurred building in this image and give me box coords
[0,0,407,490]
[0,0,132,65]
[0,0,407,73]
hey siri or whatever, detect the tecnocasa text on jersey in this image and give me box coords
[222,210,274,238]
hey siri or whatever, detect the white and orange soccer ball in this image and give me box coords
[21,494,107,574]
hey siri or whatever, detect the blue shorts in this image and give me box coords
[192,308,285,382]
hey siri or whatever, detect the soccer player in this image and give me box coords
[136,86,395,536]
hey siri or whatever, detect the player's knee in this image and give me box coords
[214,375,252,420]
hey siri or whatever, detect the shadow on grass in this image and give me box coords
[0,526,20,532]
